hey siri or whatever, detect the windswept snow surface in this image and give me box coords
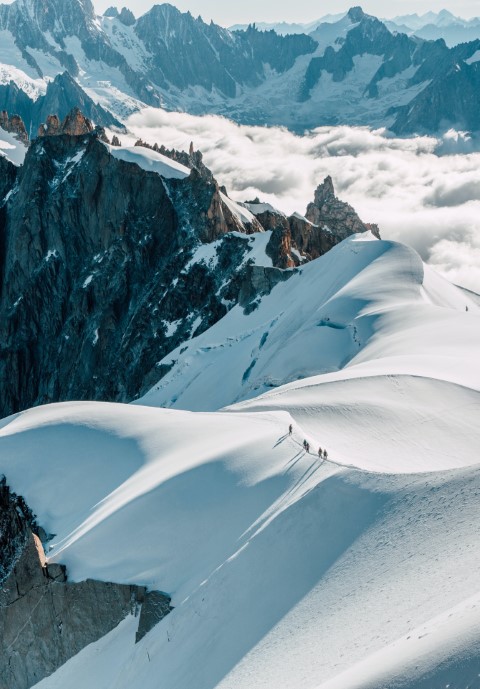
[0,400,478,689]
[141,233,480,473]
[108,144,190,179]
[0,234,478,689]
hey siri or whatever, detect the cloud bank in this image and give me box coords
[125,109,480,292]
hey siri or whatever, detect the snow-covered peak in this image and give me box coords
[0,228,479,689]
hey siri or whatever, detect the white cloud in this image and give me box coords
[124,109,480,292]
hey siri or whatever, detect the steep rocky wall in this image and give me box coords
[0,154,17,201]
[0,126,378,419]
[256,176,380,268]
[0,130,266,417]
[0,481,172,689]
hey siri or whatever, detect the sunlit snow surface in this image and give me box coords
[0,128,28,165]
[0,233,478,689]
[108,144,190,179]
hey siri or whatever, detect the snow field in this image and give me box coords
[12,401,478,689]
[0,232,477,689]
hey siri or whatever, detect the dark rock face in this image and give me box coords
[0,82,35,136]
[0,153,17,200]
[118,7,136,26]
[392,57,480,134]
[0,129,266,417]
[0,479,172,689]
[237,264,294,310]
[0,478,38,583]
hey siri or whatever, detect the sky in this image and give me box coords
[93,0,480,24]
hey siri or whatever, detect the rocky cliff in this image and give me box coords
[245,176,379,269]
[0,478,172,689]
[0,114,378,418]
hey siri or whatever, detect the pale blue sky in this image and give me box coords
[93,0,480,24]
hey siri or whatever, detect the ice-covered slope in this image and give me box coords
[108,144,190,179]
[0,232,479,688]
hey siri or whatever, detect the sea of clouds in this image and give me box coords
[126,109,480,293]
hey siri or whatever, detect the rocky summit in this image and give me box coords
[0,112,376,419]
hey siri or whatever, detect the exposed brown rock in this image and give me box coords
[38,114,61,137]
[305,175,376,239]
[38,108,94,138]
[0,111,29,145]
[61,107,94,136]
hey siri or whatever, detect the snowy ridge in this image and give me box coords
[0,233,478,689]
[107,144,190,179]
[142,234,480,402]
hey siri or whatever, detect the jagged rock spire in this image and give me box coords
[305,175,379,239]
[38,108,94,138]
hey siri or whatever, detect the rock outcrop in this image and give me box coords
[0,479,172,689]
[38,107,94,137]
[305,175,378,239]
[246,177,379,268]
[0,111,28,145]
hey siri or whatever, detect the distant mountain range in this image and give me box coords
[232,9,480,47]
[0,1,479,135]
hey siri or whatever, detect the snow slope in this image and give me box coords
[0,127,28,165]
[108,144,190,179]
[0,233,478,689]
[0,402,477,689]
[141,233,480,472]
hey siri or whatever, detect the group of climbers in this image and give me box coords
[289,424,329,461]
